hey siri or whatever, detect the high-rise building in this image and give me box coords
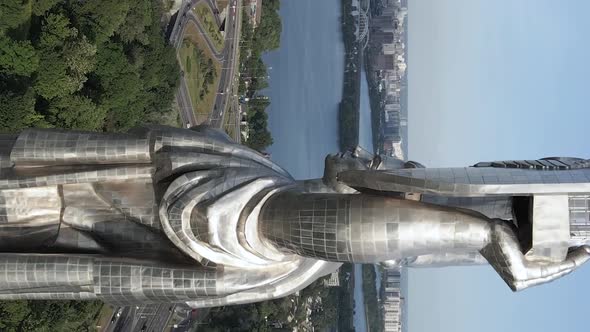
[569,195,590,243]
[383,269,403,332]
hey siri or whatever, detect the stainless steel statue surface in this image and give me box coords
[0,125,589,307]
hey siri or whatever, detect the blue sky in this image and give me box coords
[408,1,590,331]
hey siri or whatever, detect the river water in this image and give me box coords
[262,0,343,179]
[358,69,374,152]
[262,1,369,331]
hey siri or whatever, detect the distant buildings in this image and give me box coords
[569,195,590,244]
[369,0,407,159]
[323,270,340,287]
[383,268,403,332]
[247,0,263,27]
[375,54,395,71]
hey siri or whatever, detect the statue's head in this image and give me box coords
[322,146,423,193]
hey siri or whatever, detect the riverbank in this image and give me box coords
[364,45,385,153]
[239,0,281,152]
[338,263,355,331]
[362,264,384,331]
[338,0,362,152]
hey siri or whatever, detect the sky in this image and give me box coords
[408,1,590,331]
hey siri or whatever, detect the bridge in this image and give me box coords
[357,0,370,49]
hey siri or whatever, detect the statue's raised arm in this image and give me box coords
[0,126,588,307]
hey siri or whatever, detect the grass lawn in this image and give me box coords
[179,23,221,123]
[216,0,230,11]
[222,104,239,140]
[94,304,114,331]
[194,2,224,52]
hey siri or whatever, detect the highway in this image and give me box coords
[170,0,242,129]
[208,0,242,128]
[169,0,197,127]
[105,304,177,332]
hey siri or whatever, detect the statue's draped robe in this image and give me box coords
[3,126,588,304]
[0,126,339,306]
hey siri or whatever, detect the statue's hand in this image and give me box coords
[481,220,590,291]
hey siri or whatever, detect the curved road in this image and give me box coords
[207,0,242,128]
[171,0,242,129]
[184,14,224,60]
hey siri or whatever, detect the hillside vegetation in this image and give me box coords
[0,0,180,133]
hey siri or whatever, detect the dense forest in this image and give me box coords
[0,0,180,133]
[239,0,281,151]
[0,300,103,331]
[0,0,180,329]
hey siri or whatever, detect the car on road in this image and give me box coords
[110,308,123,322]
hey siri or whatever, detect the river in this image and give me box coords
[358,69,374,152]
[262,0,343,179]
[262,1,370,331]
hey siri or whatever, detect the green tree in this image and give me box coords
[135,19,180,116]
[34,53,80,99]
[253,0,281,52]
[0,0,31,32]
[117,0,152,44]
[46,94,106,130]
[38,13,77,50]
[62,35,97,88]
[94,42,144,130]
[35,14,96,98]
[248,97,270,111]
[73,0,131,43]
[247,126,273,151]
[31,0,60,16]
[0,88,48,131]
[0,34,39,76]
[0,300,30,331]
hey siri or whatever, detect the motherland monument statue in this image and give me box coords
[0,125,588,307]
